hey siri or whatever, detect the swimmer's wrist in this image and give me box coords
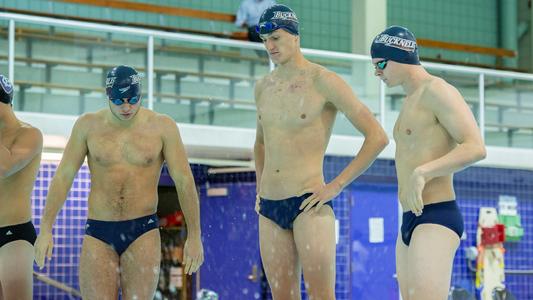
[330,180,343,192]
[414,166,430,181]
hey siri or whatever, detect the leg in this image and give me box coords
[407,224,460,300]
[0,241,34,300]
[395,234,409,300]
[293,206,336,300]
[79,235,120,300]
[259,215,302,300]
[120,229,161,300]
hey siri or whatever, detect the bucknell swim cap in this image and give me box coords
[256,4,299,36]
[0,74,14,105]
[105,65,141,100]
[371,26,420,65]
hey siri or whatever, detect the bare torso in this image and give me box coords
[257,64,337,199]
[0,123,41,226]
[394,79,456,211]
[84,109,165,220]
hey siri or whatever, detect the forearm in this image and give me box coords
[254,142,264,193]
[331,131,388,189]
[40,176,72,232]
[416,142,486,181]
[175,175,201,237]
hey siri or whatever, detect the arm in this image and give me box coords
[40,117,89,232]
[300,70,388,212]
[161,115,203,274]
[234,1,248,27]
[0,127,43,179]
[320,70,389,189]
[35,116,89,268]
[253,79,266,195]
[416,80,486,180]
[254,121,265,194]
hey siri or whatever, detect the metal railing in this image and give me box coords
[1,11,533,149]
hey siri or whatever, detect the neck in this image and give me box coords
[0,106,18,129]
[401,66,431,95]
[276,51,308,76]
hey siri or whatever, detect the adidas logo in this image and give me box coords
[5,230,13,236]
[147,219,154,224]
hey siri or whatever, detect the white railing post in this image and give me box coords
[8,19,15,82]
[379,80,386,126]
[147,35,154,110]
[479,73,485,141]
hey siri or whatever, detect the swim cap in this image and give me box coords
[0,74,13,105]
[105,65,141,100]
[371,26,420,65]
[256,4,299,36]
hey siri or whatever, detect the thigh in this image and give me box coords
[395,233,409,300]
[79,235,120,300]
[0,241,34,300]
[293,205,336,300]
[259,215,302,300]
[120,229,161,300]
[407,224,460,300]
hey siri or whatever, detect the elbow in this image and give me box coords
[475,145,487,161]
[374,130,390,151]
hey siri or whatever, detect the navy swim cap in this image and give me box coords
[0,74,13,105]
[256,4,299,36]
[105,65,141,100]
[371,26,420,65]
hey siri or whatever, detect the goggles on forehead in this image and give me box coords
[256,21,283,35]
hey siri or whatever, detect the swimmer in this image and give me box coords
[0,74,43,300]
[254,5,389,299]
[34,65,204,299]
[370,26,486,300]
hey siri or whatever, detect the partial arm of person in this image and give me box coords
[234,1,248,28]
[161,115,203,275]
[404,79,486,215]
[301,70,389,212]
[418,80,486,178]
[253,79,266,212]
[34,116,89,269]
[0,127,42,178]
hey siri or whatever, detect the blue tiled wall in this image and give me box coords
[29,158,533,299]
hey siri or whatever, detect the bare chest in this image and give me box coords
[87,130,163,167]
[393,97,438,143]
[258,79,326,128]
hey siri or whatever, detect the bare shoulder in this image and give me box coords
[423,76,462,104]
[16,123,43,144]
[72,110,104,136]
[254,73,272,100]
[313,64,343,92]
[149,111,179,133]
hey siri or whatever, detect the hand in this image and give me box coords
[404,169,426,216]
[299,182,342,213]
[34,231,54,269]
[183,235,204,275]
[255,194,260,215]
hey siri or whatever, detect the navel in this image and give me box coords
[406,128,412,135]
[300,113,306,119]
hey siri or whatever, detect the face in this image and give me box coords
[372,58,401,87]
[260,29,299,64]
[108,96,141,121]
